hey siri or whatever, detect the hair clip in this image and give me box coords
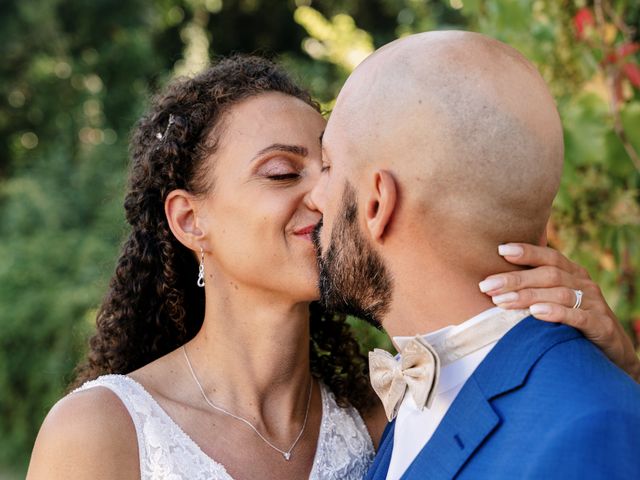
[155,114,176,140]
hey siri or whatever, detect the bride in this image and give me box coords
[27,55,639,479]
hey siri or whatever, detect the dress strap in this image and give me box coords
[74,374,233,480]
[73,374,150,473]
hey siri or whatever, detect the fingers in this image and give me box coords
[479,266,581,295]
[531,302,640,383]
[490,287,583,310]
[530,303,619,349]
[528,303,590,329]
[497,243,588,278]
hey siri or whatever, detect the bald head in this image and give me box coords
[327,31,563,269]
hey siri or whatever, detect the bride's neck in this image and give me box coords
[186,279,312,421]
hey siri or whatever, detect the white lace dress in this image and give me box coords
[74,375,374,479]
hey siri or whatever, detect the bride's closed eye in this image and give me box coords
[256,157,302,182]
[268,172,300,181]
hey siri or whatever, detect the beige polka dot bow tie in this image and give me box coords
[369,309,530,421]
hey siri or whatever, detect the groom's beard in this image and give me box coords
[312,182,392,329]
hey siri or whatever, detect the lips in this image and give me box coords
[294,224,317,237]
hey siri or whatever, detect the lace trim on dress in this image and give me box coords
[74,374,374,480]
[75,374,232,480]
[309,380,375,479]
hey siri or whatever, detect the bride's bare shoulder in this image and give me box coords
[27,386,139,480]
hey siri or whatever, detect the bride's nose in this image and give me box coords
[307,172,328,214]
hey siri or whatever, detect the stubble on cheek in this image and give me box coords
[314,182,393,329]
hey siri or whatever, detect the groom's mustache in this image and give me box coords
[311,218,324,259]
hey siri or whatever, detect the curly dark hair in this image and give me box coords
[71,55,375,412]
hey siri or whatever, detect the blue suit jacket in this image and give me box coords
[366,316,640,480]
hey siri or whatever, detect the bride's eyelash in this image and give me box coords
[268,173,300,181]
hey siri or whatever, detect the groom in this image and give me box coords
[310,31,640,479]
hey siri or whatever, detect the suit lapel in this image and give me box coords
[399,316,582,479]
[400,379,499,479]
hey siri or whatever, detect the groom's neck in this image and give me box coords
[381,259,498,338]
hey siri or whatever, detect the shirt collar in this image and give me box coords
[393,307,513,395]
[393,306,508,351]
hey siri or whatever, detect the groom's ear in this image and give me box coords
[365,170,397,243]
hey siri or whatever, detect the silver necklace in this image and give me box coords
[182,345,313,461]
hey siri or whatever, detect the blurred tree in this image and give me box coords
[0,0,638,476]
[462,0,640,337]
[0,0,175,473]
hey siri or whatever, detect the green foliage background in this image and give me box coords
[0,0,638,476]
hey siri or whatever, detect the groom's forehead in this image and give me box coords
[321,119,356,158]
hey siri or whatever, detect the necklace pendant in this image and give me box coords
[283,452,291,461]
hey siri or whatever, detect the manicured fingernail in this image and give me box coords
[479,277,505,292]
[498,244,524,257]
[530,304,552,316]
[492,292,519,305]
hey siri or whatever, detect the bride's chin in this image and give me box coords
[299,284,321,303]
[281,261,320,302]
[289,278,320,303]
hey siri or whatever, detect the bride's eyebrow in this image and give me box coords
[251,144,308,162]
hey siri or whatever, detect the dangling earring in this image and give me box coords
[197,248,205,287]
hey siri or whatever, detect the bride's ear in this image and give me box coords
[365,170,397,244]
[165,189,206,250]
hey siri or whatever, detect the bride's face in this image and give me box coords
[197,91,325,301]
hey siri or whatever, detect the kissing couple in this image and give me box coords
[28,31,640,480]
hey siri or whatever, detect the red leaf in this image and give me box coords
[618,42,640,58]
[573,8,595,39]
[623,62,640,88]
[604,43,640,66]
[604,51,618,64]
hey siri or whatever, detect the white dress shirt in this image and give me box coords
[385,307,526,480]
